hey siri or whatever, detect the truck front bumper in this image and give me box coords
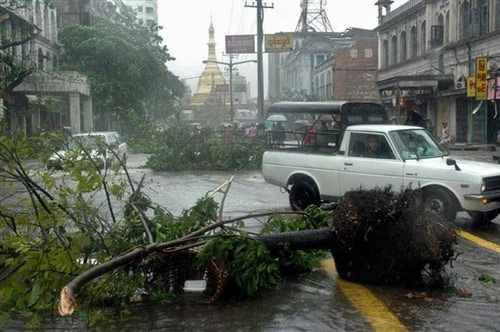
[463,190,500,212]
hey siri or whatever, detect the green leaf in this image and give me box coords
[27,282,42,308]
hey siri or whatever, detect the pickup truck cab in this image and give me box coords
[262,102,500,223]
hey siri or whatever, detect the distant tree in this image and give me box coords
[59,15,184,133]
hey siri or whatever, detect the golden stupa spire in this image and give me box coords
[191,19,226,106]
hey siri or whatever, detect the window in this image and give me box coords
[444,11,450,45]
[348,133,395,159]
[460,1,471,39]
[51,11,57,41]
[316,54,325,65]
[410,26,417,58]
[382,39,389,68]
[137,6,143,12]
[400,31,407,61]
[364,48,373,58]
[146,19,154,26]
[350,49,358,58]
[431,24,443,49]
[43,5,49,38]
[420,21,426,54]
[38,49,44,70]
[391,35,397,65]
[146,7,154,14]
[478,0,489,36]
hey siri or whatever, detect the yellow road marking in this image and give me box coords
[320,259,409,332]
[459,231,500,253]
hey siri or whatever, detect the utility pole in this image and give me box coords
[245,1,273,134]
[203,58,257,123]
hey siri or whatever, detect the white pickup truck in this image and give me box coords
[262,102,500,224]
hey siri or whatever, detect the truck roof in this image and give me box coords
[346,124,423,133]
[267,101,383,114]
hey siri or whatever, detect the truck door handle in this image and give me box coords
[344,162,353,166]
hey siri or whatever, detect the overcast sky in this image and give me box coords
[158,0,407,98]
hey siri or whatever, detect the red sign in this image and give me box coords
[225,35,255,54]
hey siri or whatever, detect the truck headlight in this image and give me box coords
[481,180,486,193]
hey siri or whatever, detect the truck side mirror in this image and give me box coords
[446,158,461,171]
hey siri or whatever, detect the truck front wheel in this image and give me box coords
[423,188,457,222]
[289,181,320,211]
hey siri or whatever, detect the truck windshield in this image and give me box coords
[389,129,447,160]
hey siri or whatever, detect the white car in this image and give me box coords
[48,132,128,170]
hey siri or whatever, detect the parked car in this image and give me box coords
[48,132,128,170]
[262,102,500,225]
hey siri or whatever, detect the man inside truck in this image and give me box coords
[360,135,394,159]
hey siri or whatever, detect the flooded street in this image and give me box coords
[3,154,500,331]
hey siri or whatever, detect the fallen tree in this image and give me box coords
[58,186,458,316]
[0,134,458,327]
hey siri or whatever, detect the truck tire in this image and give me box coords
[467,209,500,225]
[423,188,457,222]
[289,181,320,211]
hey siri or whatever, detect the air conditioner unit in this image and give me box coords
[454,81,466,90]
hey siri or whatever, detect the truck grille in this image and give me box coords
[484,176,500,192]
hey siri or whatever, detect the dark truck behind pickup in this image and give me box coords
[264,101,389,151]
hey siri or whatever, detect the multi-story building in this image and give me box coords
[123,0,158,27]
[330,37,379,101]
[375,0,500,143]
[55,0,128,27]
[1,1,92,135]
[268,28,377,100]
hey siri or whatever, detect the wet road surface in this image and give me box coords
[3,153,500,331]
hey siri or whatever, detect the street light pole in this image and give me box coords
[229,57,234,123]
[203,59,257,123]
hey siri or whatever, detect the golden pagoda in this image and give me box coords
[191,21,226,106]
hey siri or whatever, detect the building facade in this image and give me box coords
[268,28,377,101]
[123,0,158,27]
[331,37,379,101]
[1,1,92,135]
[375,0,500,143]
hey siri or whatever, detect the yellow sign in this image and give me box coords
[475,57,488,100]
[264,33,294,52]
[467,77,476,97]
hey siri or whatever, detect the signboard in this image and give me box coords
[264,33,294,52]
[233,84,247,92]
[225,35,255,54]
[475,57,487,100]
[467,77,476,97]
[216,84,247,93]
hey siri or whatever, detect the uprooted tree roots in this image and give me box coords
[331,187,458,286]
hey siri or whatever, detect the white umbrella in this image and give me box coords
[266,114,287,122]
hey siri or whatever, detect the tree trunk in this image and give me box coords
[256,228,336,251]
